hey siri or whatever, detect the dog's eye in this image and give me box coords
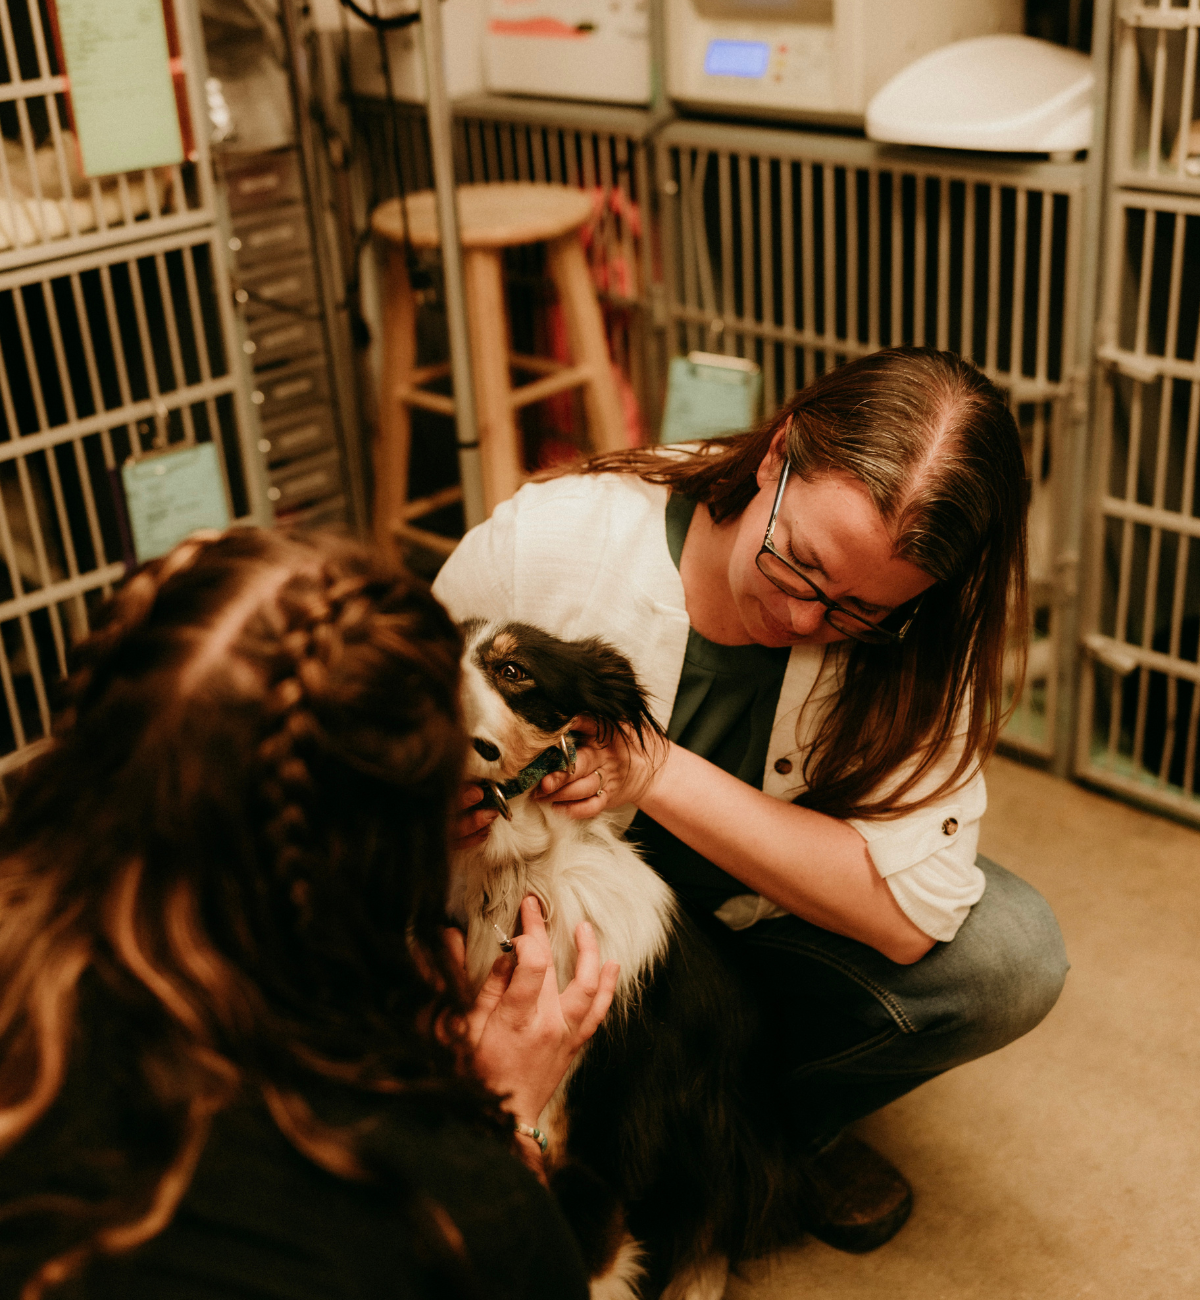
[497,662,526,683]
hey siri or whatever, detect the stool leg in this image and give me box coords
[546,232,627,454]
[374,246,417,549]
[463,247,523,513]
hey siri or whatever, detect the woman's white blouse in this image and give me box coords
[433,473,987,944]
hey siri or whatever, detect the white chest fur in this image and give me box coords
[449,796,676,1016]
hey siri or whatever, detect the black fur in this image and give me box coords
[463,619,664,747]
[562,910,802,1294]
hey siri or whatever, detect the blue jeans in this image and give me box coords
[681,856,1069,1155]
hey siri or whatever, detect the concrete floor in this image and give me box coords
[731,754,1200,1300]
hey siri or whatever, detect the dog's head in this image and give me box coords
[458,620,662,785]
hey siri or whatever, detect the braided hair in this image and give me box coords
[0,529,500,1297]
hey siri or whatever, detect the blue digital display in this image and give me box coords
[704,39,770,79]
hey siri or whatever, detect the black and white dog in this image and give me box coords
[450,620,799,1300]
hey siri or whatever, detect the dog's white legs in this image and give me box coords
[589,1234,646,1300]
[660,1254,730,1300]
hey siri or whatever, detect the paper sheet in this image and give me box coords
[53,0,184,177]
[122,442,231,563]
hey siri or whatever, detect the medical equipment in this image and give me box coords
[865,35,1092,156]
[665,0,1021,126]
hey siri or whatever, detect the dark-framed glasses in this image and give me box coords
[755,462,924,646]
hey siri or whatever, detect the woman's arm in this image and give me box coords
[538,732,935,966]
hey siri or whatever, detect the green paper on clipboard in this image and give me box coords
[659,352,762,445]
[122,443,230,564]
[53,0,184,177]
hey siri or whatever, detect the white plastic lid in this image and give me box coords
[865,34,1092,154]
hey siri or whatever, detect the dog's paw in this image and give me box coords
[660,1254,729,1300]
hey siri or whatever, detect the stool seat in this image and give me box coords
[372,183,594,251]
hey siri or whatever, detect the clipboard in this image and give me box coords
[659,351,763,445]
[120,442,231,564]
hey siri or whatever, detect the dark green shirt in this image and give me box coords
[629,495,790,913]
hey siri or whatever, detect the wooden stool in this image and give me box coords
[371,182,628,554]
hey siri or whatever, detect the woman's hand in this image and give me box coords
[533,719,666,819]
[453,783,500,849]
[447,896,620,1126]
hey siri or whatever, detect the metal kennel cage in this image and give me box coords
[0,0,269,788]
[655,120,1091,762]
[1081,0,1200,822]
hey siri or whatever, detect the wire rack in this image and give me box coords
[1084,185,1200,816]
[0,0,268,786]
[0,0,214,275]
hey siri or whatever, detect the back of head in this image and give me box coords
[0,529,485,1294]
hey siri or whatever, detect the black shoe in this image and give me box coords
[796,1133,914,1254]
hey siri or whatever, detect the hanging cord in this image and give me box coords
[365,0,434,295]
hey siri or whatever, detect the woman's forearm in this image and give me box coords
[639,742,935,964]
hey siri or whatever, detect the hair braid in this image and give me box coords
[0,530,500,1298]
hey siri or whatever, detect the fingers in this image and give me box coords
[443,927,467,973]
[502,897,554,1010]
[557,922,620,1049]
[570,919,602,993]
[464,951,515,1043]
[568,958,621,1045]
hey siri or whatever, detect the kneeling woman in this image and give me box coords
[0,530,615,1298]
[437,346,1070,1252]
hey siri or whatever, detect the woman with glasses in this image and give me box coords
[435,346,1068,1254]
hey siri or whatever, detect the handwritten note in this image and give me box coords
[54,0,184,177]
[122,443,230,563]
[659,354,762,443]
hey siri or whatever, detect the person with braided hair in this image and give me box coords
[0,528,614,1300]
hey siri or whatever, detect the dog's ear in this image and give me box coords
[569,638,665,750]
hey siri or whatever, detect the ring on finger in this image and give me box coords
[596,771,604,796]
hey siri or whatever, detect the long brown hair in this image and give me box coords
[0,530,500,1296]
[576,347,1028,818]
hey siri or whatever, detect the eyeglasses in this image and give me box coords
[755,463,924,646]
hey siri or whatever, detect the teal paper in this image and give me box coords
[122,442,230,563]
[55,0,184,177]
[659,356,763,444]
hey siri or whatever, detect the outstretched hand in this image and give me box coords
[446,896,620,1127]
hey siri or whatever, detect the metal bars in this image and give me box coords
[1113,0,1200,195]
[657,120,1088,759]
[0,226,267,772]
[1082,181,1200,819]
[0,0,212,274]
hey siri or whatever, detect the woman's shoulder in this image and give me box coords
[505,470,671,529]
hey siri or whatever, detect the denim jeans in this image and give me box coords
[679,856,1070,1155]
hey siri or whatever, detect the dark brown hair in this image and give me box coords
[0,529,499,1296]
[575,347,1028,818]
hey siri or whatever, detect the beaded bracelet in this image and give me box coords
[514,1122,548,1155]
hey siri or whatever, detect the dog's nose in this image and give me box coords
[473,738,501,762]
